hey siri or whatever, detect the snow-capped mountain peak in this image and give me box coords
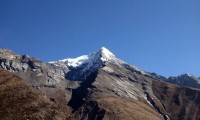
[49,47,126,80]
[49,47,146,80]
[98,47,116,61]
[50,47,122,68]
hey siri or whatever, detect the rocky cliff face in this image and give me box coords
[0,48,200,120]
[0,48,65,85]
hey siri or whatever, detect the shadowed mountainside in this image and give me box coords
[152,81,200,120]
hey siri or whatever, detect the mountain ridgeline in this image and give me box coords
[0,48,200,120]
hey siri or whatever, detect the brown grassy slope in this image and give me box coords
[97,97,162,120]
[0,69,67,120]
[152,81,200,120]
[69,96,162,120]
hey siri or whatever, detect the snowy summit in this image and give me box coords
[99,47,116,61]
[49,47,123,68]
[49,47,145,80]
[49,47,125,80]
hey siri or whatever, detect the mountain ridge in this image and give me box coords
[0,47,200,120]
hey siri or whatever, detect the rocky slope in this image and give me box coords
[152,80,200,120]
[66,63,164,120]
[0,47,200,120]
[0,69,67,120]
[0,48,76,114]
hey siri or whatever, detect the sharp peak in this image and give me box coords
[49,47,122,67]
[97,47,115,57]
[100,47,109,51]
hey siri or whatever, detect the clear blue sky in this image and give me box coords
[0,0,200,77]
